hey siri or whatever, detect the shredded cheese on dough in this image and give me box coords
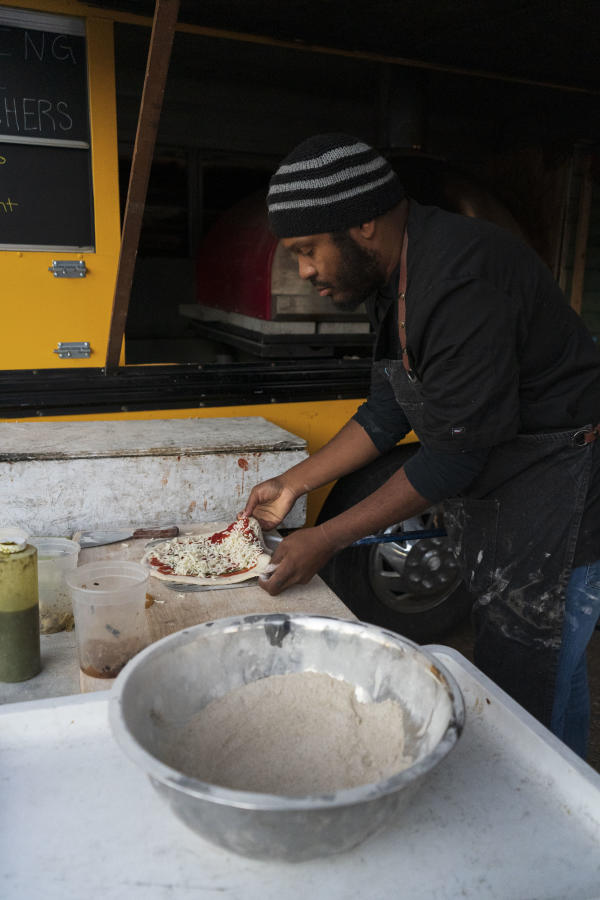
[149,517,265,577]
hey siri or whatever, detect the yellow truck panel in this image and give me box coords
[1,5,121,370]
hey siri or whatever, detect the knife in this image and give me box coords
[76,525,179,548]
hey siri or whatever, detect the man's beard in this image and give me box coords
[313,231,387,311]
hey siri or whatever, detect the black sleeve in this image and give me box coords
[403,443,490,502]
[352,363,412,453]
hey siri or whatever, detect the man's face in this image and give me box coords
[282,230,386,311]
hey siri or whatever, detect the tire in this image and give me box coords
[316,445,473,643]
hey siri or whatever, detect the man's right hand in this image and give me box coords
[242,420,382,532]
[242,477,299,531]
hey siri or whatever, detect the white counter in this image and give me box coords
[2,648,600,899]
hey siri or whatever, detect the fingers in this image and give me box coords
[241,479,294,531]
[258,545,297,595]
[257,529,334,596]
[242,480,278,517]
[241,485,261,518]
[259,560,310,595]
[247,506,281,532]
[258,548,285,595]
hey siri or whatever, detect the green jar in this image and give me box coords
[0,544,41,682]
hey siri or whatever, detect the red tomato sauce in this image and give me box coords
[150,556,175,575]
[209,517,255,545]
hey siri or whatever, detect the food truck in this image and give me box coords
[1,0,598,640]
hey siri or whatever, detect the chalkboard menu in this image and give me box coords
[0,8,94,249]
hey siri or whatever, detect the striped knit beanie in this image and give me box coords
[267,133,405,238]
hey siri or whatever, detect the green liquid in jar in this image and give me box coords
[0,605,41,681]
[0,545,41,682]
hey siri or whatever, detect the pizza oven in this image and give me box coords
[182,192,373,359]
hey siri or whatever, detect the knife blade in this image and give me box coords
[77,525,179,548]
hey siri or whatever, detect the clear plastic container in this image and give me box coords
[30,537,80,634]
[66,561,149,678]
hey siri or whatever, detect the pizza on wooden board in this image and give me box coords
[141,516,272,586]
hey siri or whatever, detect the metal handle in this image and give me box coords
[266,528,447,549]
[352,528,447,546]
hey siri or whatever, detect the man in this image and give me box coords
[243,133,600,758]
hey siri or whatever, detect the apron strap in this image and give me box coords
[398,227,411,375]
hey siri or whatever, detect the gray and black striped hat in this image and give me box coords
[267,133,405,238]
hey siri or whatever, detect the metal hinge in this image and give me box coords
[48,260,87,278]
[53,341,92,359]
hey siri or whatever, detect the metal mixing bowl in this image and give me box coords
[109,613,464,862]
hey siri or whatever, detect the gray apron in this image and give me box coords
[379,356,595,725]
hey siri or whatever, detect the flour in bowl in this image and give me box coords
[158,670,413,796]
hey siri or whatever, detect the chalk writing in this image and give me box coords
[0,19,87,143]
[0,14,92,246]
[0,93,72,133]
[25,31,77,64]
[0,28,77,64]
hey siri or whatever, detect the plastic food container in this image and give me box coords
[66,561,149,678]
[30,537,80,634]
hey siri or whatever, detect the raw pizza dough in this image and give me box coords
[141,516,272,586]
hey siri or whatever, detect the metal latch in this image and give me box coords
[48,260,87,278]
[53,341,92,359]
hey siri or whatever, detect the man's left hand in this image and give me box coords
[258,526,335,595]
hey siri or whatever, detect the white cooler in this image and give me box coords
[0,417,307,534]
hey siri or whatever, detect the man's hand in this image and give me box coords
[256,465,432,596]
[241,420,381,533]
[258,526,335,595]
[242,477,299,531]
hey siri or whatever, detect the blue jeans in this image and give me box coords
[551,560,600,758]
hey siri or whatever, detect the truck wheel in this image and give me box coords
[316,445,473,643]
